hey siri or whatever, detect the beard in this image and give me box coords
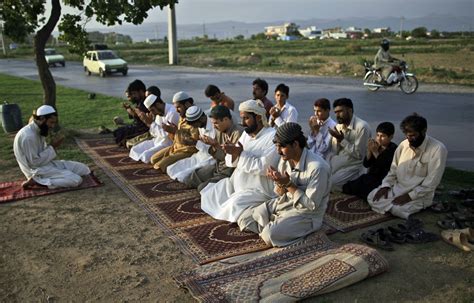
[244,123,258,134]
[39,123,49,137]
[409,135,425,148]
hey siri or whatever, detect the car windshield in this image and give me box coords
[98,51,118,60]
[45,49,57,55]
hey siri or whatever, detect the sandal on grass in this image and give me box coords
[446,211,474,222]
[388,218,423,234]
[405,229,439,244]
[360,229,394,251]
[430,202,454,213]
[459,227,474,242]
[437,219,466,230]
[386,227,407,244]
[441,230,473,252]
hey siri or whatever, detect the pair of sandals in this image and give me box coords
[437,208,474,230]
[360,218,439,251]
[441,228,474,252]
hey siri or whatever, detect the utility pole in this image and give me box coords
[0,19,6,56]
[168,5,178,65]
[399,16,405,40]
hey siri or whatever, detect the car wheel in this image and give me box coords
[84,67,91,76]
[122,70,128,76]
[99,68,106,78]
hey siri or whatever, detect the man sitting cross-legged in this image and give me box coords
[14,105,91,189]
[129,89,180,163]
[183,105,243,192]
[367,113,447,219]
[200,99,280,222]
[342,122,398,200]
[150,91,199,173]
[237,122,331,247]
[166,106,216,182]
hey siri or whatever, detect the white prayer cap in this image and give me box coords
[238,99,268,127]
[185,106,203,122]
[36,105,56,116]
[173,91,191,103]
[144,94,157,109]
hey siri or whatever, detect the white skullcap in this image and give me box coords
[238,99,268,127]
[144,94,157,110]
[173,91,190,103]
[185,106,203,122]
[36,105,56,116]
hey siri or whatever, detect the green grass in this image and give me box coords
[0,73,124,169]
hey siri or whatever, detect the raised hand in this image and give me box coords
[328,126,344,142]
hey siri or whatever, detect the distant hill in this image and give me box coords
[85,14,472,42]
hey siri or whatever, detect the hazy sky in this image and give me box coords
[50,0,473,26]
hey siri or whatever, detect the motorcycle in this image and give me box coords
[363,60,419,94]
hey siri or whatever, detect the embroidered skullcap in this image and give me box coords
[238,99,268,127]
[185,106,204,122]
[143,94,157,110]
[36,105,56,116]
[274,122,304,145]
[173,91,190,103]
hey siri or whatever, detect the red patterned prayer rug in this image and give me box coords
[175,231,389,302]
[324,192,394,232]
[0,174,103,203]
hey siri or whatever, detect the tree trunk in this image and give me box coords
[34,0,61,108]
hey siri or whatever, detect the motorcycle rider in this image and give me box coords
[374,39,399,84]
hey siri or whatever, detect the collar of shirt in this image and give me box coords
[288,148,308,173]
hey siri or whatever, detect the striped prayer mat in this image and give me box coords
[0,173,102,203]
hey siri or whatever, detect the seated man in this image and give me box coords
[252,78,273,118]
[328,98,371,191]
[113,79,149,147]
[150,92,199,172]
[166,106,216,182]
[237,123,331,247]
[204,84,235,111]
[200,99,280,222]
[268,83,298,128]
[129,89,180,163]
[13,105,91,189]
[342,122,398,200]
[367,113,447,219]
[183,105,243,192]
[307,98,337,160]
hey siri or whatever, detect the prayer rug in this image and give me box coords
[0,174,102,203]
[324,192,394,232]
[175,231,389,302]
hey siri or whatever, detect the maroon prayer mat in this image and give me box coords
[0,173,103,204]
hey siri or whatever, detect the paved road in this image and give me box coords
[1,59,473,171]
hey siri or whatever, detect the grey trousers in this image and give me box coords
[183,165,234,192]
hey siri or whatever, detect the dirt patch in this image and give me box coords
[1,165,473,302]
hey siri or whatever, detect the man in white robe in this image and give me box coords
[200,99,280,222]
[166,106,216,182]
[238,123,331,247]
[268,83,298,128]
[13,105,90,189]
[367,113,447,219]
[129,92,180,163]
[307,98,337,160]
[328,98,371,191]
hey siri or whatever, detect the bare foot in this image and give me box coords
[21,179,47,190]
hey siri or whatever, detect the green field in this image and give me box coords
[3,38,474,85]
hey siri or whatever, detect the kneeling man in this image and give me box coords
[367,113,447,219]
[238,123,331,247]
[14,105,91,189]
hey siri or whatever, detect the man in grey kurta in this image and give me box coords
[13,105,90,189]
[183,106,243,191]
[237,123,331,247]
[374,39,399,82]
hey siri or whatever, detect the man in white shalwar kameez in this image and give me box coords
[200,99,280,222]
[268,83,298,128]
[129,92,179,163]
[367,113,447,219]
[166,106,216,182]
[328,98,371,191]
[13,105,90,189]
[238,123,331,247]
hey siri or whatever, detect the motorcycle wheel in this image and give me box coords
[400,75,418,94]
[365,73,380,92]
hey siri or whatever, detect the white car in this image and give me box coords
[83,50,128,77]
[45,48,65,67]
